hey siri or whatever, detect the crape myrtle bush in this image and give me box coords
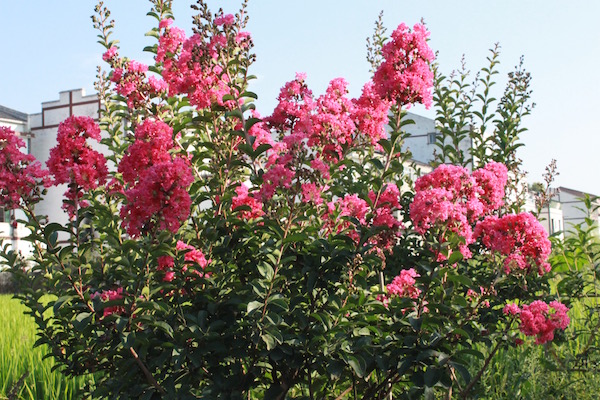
[1,0,569,398]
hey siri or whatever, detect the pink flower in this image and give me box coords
[369,183,401,210]
[410,162,509,261]
[259,164,295,201]
[0,127,49,208]
[118,119,174,184]
[232,183,264,219]
[386,268,421,299]
[339,194,369,225]
[110,58,166,108]
[511,300,570,344]
[159,18,173,29]
[372,23,435,108]
[352,82,390,144]
[176,240,209,269]
[120,156,193,237]
[266,73,315,134]
[475,213,552,275]
[301,182,325,205]
[157,242,210,283]
[308,78,357,162]
[472,162,508,216]
[310,158,330,180]
[214,14,235,27]
[158,25,236,110]
[102,46,118,62]
[378,268,421,310]
[46,116,107,217]
[503,303,521,316]
[157,24,186,62]
[95,287,125,318]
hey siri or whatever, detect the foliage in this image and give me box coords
[0,1,571,398]
[0,295,93,400]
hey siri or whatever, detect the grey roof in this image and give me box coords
[558,186,599,199]
[0,105,28,122]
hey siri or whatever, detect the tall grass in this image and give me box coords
[0,295,92,400]
[472,288,600,399]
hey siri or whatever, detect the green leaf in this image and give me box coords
[261,332,276,350]
[267,297,288,312]
[327,359,345,379]
[347,355,366,378]
[424,367,440,387]
[73,312,92,331]
[446,273,472,287]
[257,263,274,280]
[449,361,471,384]
[456,348,484,360]
[282,232,308,244]
[152,321,174,338]
[447,250,463,264]
[247,301,263,314]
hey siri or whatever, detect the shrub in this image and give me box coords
[1,1,569,398]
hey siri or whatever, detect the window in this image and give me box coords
[427,132,438,145]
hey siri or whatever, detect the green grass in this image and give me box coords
[0,295,92,400]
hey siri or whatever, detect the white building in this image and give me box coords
[525,186,600,238]
[524,189,564,238]
[554,187,600,236]
[402,112,472,168]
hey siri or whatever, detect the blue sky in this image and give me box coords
[1,1,599,195]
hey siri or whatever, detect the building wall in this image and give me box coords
[402,112,472,168]
[555,187,600,236]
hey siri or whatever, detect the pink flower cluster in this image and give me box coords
[46,116,108,217]
[475,213,552,275]
[378,268,421,308]
[503,300,570,344]
[104,47,167,109]
[118,119,193,237]
[352,82,391,145]
[157,241,209,282]
[0,127,49,208]
[326,184,404,252]
[386,268,421,298]
[156,14,249,110]
[373,23,435,108]
[410,162,508,260]
[231,183,264,220]
[267,74,390,163]
[257,71,395,205]
[309,78,359,161]
[368,184,404,249]
[95,287,125,318]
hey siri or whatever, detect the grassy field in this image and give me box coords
[0,295,92,400]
